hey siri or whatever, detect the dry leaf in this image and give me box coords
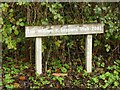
[14,82,20,88]
[19,76,26,81]
[52,73,67,77]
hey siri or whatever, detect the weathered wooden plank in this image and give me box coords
[36,38,42,74]
[25,24,104,37]
[85,35,92,73]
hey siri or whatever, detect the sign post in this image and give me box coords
[86,35,92,72]
[36,38,42,74]
[25,24,104,74]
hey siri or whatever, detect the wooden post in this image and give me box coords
[85,35,92,73]
[36,38,42,74]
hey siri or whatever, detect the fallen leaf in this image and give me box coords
[19,76,26,81]
[52,73,67,77]
[14,82,20,88]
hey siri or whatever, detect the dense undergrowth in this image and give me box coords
[1,2,120,89]
[2,57,120,89]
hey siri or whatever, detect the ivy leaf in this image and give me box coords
[63,64,70,69]
[54,15,58,20]
[114,81,119,86]
[41,2,47,6]
[19,22,25,26]
[61,67,67,73]
[93,77,99,83]
[55,40,62,47]
[16,21,19,25]
[94,40,100,47]
[0,17,3,24]
[77,66,83,73]
[105,44,111,52]
[14,29,19,35]
[94,5,102,14]
[41,18,48,25]
[102,7,107,11]
[19,18,23,22]
[9,9,13,12]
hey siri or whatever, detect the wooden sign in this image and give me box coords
[25,24,104,74]
[25,24,103,37]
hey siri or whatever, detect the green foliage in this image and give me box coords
[87,59,120,88]
[94,40,100,47]
[4,74,14,83]
[3,73,14,89]
[41,18,49,25]
[105,44,111,52]
[61,67,67,73]
[40,2,64,24]
[63,64,70,69]
[55,40,62,47]
[52,76,64,86]
[3,57,120,89]
[1,3,26,50]
[76,66,83,73]
[52,59,62,70]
